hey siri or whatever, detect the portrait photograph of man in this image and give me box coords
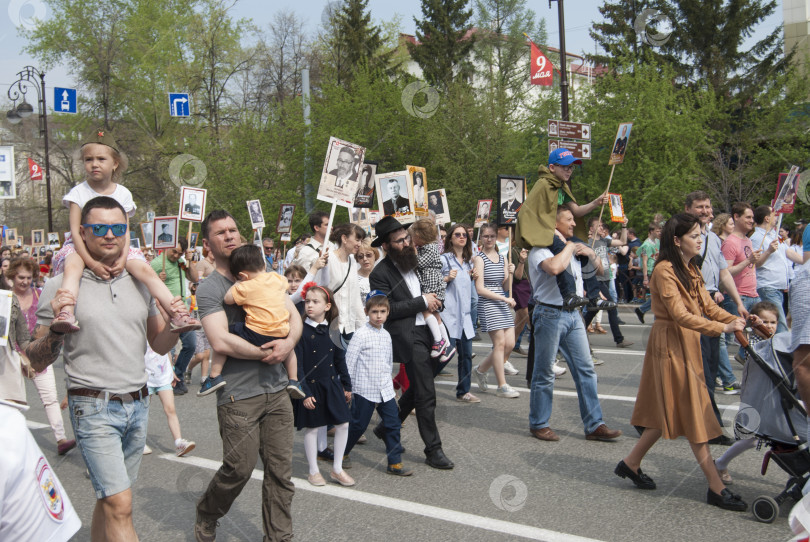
[153,217,178,250]
[380,175,411,216]
[497,176,525,225]
[609,122,633,165]
[276,204,295,234]
[247,199,265,229]
[318,136,366,208]
[475,199,493,228]
[180,186,206,222]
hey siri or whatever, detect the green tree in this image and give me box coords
[408,0,476,89]
[326,0,394,86]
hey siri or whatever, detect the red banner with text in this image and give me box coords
[530,43,553,86]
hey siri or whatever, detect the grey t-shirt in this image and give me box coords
[197,270,287,405]
[592,237,611,282]
[36,270,158,393]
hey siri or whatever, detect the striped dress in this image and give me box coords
[477,251,513,332]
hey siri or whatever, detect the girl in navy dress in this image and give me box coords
[295,283,354,487]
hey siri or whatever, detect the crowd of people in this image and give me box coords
[2,135,810,541]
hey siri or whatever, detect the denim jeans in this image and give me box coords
[451,331,474,397]
[757,286,788,334]
[345,395,402,464]
[529,305,604,434]
[608,277,618,303]
[173,330,198,377]
[583,281,624,344]
[68,394,150,499]
[514,324,528,349]
[717,331,735,385]
[639,295,652,314]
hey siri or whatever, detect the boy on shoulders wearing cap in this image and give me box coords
[515,148,615,312]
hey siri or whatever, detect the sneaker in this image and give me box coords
[635,307,645,324]
[197,375,226,397]
[174,381,189,396]
[51,311,80,334]
[439,344,457,362]
[194,515,218,542]
[616,341,634,348]
[722,381,741,395]
[473,366,488,392]
[715,377,724,391]
[184,371,192,384]
[307,472,326,486]
[586,298,617,312]
[562,293,589,310]
[503,361,519,375]
[143,444,152,455]
[387,463,414,476]
[357,434,367,444]
[496,385,519,398]
[553,362,567,376]
[286,380,306,399]
[430,339,447,358]
[471,352,477,359]
[317,447,335,461]
[175,439,196,457]
[330,470,356,486]
[512,347,528,356]
[456,392,481,403]
[591,356,605,366]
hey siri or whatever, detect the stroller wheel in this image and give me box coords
[751,496,779,523]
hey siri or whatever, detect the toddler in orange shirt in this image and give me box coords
[198,244,304,398]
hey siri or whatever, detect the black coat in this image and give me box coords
[369,257,427,365]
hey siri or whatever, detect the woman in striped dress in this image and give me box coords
[472,223,519,398]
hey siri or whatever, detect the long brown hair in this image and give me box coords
[444,223,472,263]
[657,213,701,290]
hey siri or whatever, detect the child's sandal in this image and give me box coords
[170,315,203,333]
[51,311,80,334]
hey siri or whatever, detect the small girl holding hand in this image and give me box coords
[295,283,354,487]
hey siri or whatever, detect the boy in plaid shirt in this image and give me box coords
[343,291,413,476]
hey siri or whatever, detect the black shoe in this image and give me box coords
[587,298,617,312]
[317,447,334,461]
[635,307,645,324]
[562,294,589,310]
[173,381,188,396]
[708,434,734,446]
[617,319,626,325]
[425,449,454,469]
[373,424,386,441]
[614,460,656,490]
[707,488,747,511]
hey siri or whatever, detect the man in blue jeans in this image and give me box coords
[526,205,622,442]
[27,196,183,541]
[749,204,803,334]
[151,237,200,394]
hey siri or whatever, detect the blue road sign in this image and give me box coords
[53,87,77,114]
[169,92,190,117]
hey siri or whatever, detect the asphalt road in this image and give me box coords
[22,306,801,541]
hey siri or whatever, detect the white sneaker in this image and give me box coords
[503,361,519,375]
[143,444,152,455]
[496,385,519,398]
[456,392,481,403]
[473,366,489,392]
[553,362,567,377]
[175,439,196,457]
[591,356,605,366]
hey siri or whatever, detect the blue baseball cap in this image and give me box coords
[548,148,582,166]
[365,290,388,303]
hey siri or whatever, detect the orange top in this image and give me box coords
[232,273,291,337]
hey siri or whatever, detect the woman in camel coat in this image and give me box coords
[614,213,749,512]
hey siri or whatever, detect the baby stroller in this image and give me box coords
[735,330,810,523]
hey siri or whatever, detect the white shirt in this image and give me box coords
[528,246,583,305]
[0,401,81,542]
[345,323,395,403]
[144,344,173,388]
[62,181,136,217]
[292,239,328,274]
[397,265,426,325]
[327,255,366,334]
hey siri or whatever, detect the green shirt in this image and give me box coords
[639,238,659,276]
[151,256,185,297]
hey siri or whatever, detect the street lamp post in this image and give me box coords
[7,66,53,231]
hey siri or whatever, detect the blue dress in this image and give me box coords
[477,252,513,332]
[293,322,352,429]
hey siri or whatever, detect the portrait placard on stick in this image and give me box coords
[31,229,44,246]
[497,175,525,225]
[475,199,493,228]
[140,222,153,248]
[47,232,60,248]
[0,146,16,200]
[247,200,265,230]
[318,136,366,208]
[280,232,291,243]
[609,122,633,165]
[609,193,625,222]
[153,216,179,250]
[406,166,428,216]
[368,210,380,236]
[179,186,207,222]
[376,171,415,224]
[772,167,800,214]
[352,162,377,208]
[427,189,451,225]
[4,228,16,243]
[276,204,295,234]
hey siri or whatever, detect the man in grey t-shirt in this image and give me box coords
[194,210,302,542]
[27,196,182,541]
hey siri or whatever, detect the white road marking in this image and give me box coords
[159,453,605,542]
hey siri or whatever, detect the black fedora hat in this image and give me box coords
[371,216,406,247]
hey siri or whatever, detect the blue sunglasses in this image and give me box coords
[82,223,128,237]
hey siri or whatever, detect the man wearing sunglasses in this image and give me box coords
[26,196,185,541]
